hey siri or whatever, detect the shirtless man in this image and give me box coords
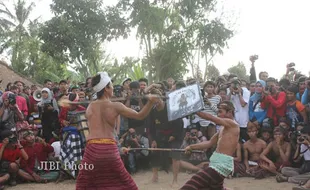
[259,127,291,176]
[243,124,267,176]
[181,101,240,190]
[76,72,158,190]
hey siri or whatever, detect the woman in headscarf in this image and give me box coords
[38,88,60,143]
[249,80,267,124]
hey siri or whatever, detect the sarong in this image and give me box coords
[180,152,233,190]
[76,138,138,190]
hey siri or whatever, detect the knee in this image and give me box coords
[9,162,19,172]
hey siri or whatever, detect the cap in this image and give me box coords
[122,78,132,85]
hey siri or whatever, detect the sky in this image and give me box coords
[28,0,310,79]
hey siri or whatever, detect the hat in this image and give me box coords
[122,78,132,85]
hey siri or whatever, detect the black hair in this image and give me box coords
[278,78,290,91]
[219,87,227,93]
[161,81,169,89]
[14,81,24,85]
[287,85,299,95]
[203,81,216,89]
[85,77,92,87]
[91,74,110,99]
[175,81,186,89]
[218,101,235,117]
[138,78,148,85]
[258,71,268,79]
[44,79,52,84]
[6,83,12,91]
[1,130,13,141]
[53,87,60,95]
[59,80,67,85]
[266,77,276,83]
[10,85,18,90]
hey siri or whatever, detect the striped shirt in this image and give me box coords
[195,95,222,126]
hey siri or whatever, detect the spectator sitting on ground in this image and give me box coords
[180,126,208,173]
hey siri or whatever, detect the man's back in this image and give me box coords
[86,100,117,140]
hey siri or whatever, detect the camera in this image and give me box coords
[8,136,17,144]
[298,136,307,143]
[250,55,259,62]
[265,86,273,93]
[131,134,136,138]
[190,132,196,137]
[8,93,16,105]
[113,85,123,98]
[44,103,53,109]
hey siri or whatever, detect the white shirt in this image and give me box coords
[230,87,250,128]
[301,144,310,161]
[51,141,61,158]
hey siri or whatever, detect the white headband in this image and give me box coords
[92,72,111,93]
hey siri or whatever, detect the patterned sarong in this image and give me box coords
[76,138,138,190]
[180,166,225,190]
[180,152,233,190]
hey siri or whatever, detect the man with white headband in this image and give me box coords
[76,72,159,190]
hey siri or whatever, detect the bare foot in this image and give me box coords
[170,181,179,189]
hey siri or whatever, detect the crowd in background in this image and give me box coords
[0,56,310,189]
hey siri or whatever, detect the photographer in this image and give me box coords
[261,77,287,126]
[277,127,310,184]
[227,79,251,141]
[120,128,149,174]
[0,130,28,186]
[125,81,146,134]
[180,126,208,173]
[0,92,24,131]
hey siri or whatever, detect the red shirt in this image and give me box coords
[59,106,86,128]
[0,144,21,162]
[261,91,287,126]
[20,141,54,174]
[16,96,28,117]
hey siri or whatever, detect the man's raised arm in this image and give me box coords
[196,112,238,129]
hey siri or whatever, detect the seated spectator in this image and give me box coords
[259,127,291,177]
[121,128,149,174]
[19,131,58,183]
[277,127,310,184]
[249,80,267,124]
[236,124,266,177]
[279,117,291,131]
[0,130,28,186]
[232,142,243,177]
[286,85,308,129]
[180,127,208,173]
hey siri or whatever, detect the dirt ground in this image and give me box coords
[7,171,297,190]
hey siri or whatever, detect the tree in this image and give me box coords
[205,64,220,81]
[118,0,234,82]
[227,62,249,81]
[0,0,35,73]
[40,0,129,78]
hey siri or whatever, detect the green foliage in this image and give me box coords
[227,62,249,81]
[118,0,234,82]
[40,0,129,78]
[128,63,145,81]
[205,64,220,81]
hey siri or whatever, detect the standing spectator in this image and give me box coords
[286,85,308,129]
[249,80,267,124]
[38,88,60,143]
[167,77,175,90]
[138,78,148,92]
[10,85,28,118]
[228,79,250,141]
[261,77,287,126]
